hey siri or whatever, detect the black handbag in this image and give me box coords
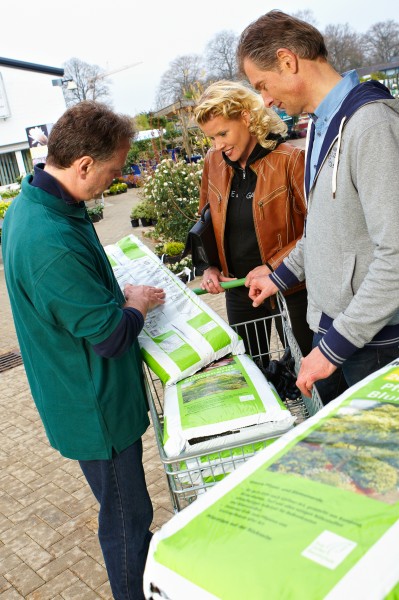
[182,202,221,274]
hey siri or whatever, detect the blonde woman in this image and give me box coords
[195,80,312,359]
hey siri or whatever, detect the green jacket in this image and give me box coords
[2,177,149,460]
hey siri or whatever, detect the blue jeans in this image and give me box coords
[79,440,153,600]
[313,333,399,405]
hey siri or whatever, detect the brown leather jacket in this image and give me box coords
[199,142,306,291]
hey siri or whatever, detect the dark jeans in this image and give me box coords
[226,286,313,363]
[313,332,399,405]
[79,440,153,600]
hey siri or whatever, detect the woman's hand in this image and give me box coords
[245,264,272,288]
[201,267,236,294]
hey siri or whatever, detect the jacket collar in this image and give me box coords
[22,172,87,219]
[223,135,284,171]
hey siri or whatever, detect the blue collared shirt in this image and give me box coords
[31,163,84,206]
[309,70,360,188]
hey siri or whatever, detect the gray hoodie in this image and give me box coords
[270,82,399,366]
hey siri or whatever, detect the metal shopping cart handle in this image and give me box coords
[192,279,293,330]
[192,278,246,295]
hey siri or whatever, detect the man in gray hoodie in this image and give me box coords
[237,10,399,403]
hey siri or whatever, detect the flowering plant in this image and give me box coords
[164,256,194,283]
[140,158,203,243]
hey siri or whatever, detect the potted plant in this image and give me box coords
[140,201,157,227]
[162,241,185,264]
[165,256,194,282]
[87,205,104,222]
[130,204,143,227]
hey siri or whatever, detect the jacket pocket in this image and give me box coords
[341,252,356,303]
[257,185,287,219]
[208,182,223,212]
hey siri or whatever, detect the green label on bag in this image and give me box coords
[187,312,230,351]
[141,348,170,385]
[177,357,267,430]
[154,365,399,599]
[202,438,276,463]
[151,331,201,374]
[117,236,147,260]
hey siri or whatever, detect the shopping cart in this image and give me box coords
[144,282,323,512]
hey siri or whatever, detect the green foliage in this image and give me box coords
[130,200,156,220]
[108,182,128,195]
[141,158,203,243]
[163,241,185,256]
[1,189,19,200]
[130,202,146,219]
[0,200,12,219]
[87,205,103,216]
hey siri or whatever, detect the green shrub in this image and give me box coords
[0,201,12,219]
[163,241,185,256]
[130,201,155,220]
[141,158,203,243]
[1,189,19,200]
[108,182,128,195]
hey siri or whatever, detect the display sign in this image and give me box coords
[25,123,53,166]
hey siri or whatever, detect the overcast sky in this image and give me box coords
[1,0,396,116]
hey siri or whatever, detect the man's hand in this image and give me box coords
[246,275,279,307]
[245,264,272,287]
[123,284,165,319]
[296,347,337,397]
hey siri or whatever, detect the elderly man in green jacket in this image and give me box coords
[2,101,165,600]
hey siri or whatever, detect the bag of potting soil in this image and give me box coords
[144,358,399,600]
[162,354,295,458]
[105,235,244,385]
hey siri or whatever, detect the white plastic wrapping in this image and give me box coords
[105,235,244,385]
[162,354,295,458]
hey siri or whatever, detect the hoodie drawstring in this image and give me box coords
[332,116,346,199]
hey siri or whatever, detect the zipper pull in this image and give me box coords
[241,168,246,180]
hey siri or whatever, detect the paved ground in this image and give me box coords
[0,187,227,599]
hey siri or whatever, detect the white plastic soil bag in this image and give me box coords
[144,358,399,600]
[163,354,296,458]
[105,235,244,385]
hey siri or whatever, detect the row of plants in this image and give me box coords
[107,181,128,195]
[130,201,157,227]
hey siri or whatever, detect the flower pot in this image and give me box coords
[90,213,102,223]
[140,217,152,227]
[163,254,182,265]
[131,218,140,228]
[151,218,158,226]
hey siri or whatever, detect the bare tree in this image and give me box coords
[156,54,204,108]
[324,24,365,73]
[292,10,318,26]
[363,20,399,63]
[205,30,238,80]
[62,57,111,106]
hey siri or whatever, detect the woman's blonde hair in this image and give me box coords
[194,80,287,150]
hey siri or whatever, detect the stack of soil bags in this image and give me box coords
[144,359,399,600]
